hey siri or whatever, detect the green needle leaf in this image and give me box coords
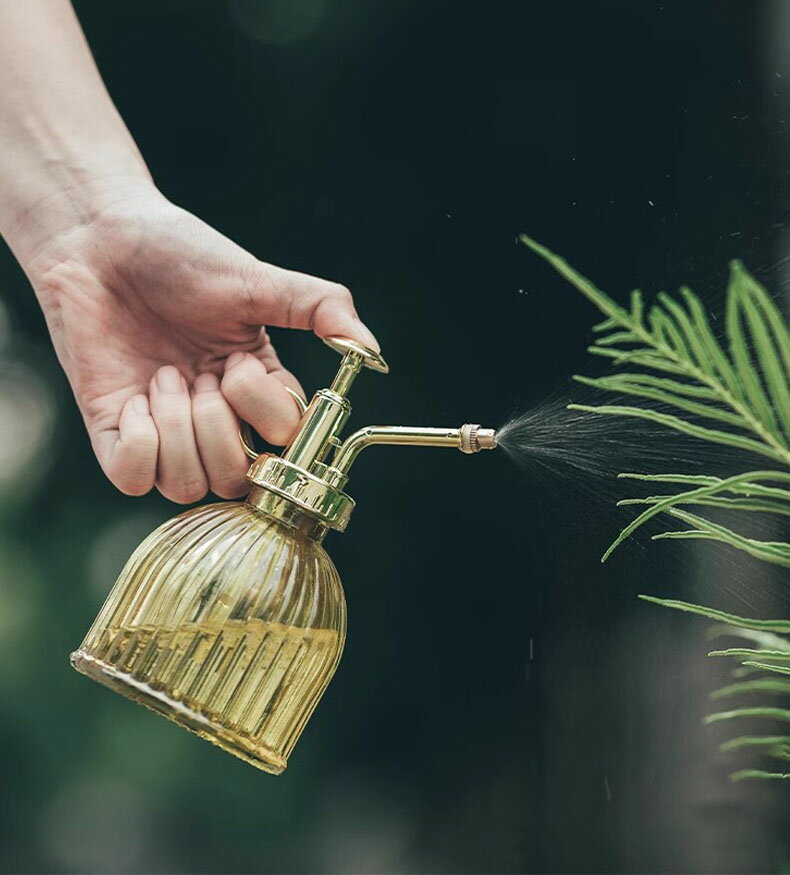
[704,707,790,724]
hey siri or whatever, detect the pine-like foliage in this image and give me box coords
[521,234,790,780]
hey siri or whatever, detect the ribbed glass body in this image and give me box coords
[71,500,346,774]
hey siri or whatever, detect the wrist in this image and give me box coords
[1,152,157,273]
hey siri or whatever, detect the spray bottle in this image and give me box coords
[71,337,497,773]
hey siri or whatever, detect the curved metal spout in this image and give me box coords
[331,423,497,476]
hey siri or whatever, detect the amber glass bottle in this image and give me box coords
[72,498,344,774]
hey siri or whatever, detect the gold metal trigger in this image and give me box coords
[239,386,309,460]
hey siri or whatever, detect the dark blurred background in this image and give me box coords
[1,1,789,872]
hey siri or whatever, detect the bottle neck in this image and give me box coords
[246,487,329,543]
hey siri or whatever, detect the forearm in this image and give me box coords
[0,0,154,265]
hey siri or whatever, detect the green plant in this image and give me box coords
[521,234,790,780]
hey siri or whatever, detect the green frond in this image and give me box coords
[649,305,690,359]
[731,769,790,781]
[707,625,790,652]
[567,404,787,463]
[586,346,691,375]
[711,679,790,698]
[740,286,790,432]
[726,264,782,441]
[592,472,790,563]
[573,374,748,428]
[657,291,711,374]
[708,649,790,663]
[743,661,790,676]
[592,316,618,333]
[521,236,790,782]
[638,596,790,632]
[734,268,790,372]
[660,508,790,566]
[730,267,790,440]
[519,234,629,325]
[579,373,720,399]
[630,289,644,326]
[720,735,790,753]
[620,473,790,503]
[680,286,744,401]
[624,473,722,485]
[704,707,790,724]
[621,494,790,516]
[593,331,640,347]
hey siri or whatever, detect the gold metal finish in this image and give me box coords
[322,336,389,373]
[246,454,355,532]
[332,426,465,475]
[282,389,351,470]
[459,423,498,454]
[242,337,498,531]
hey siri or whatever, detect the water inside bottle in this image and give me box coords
[71,618,342,773]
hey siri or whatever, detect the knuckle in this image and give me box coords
[125,427,159,453]
[161,478,208,505]
[329,282,353,304]
[155,407,189,430]
[191,393,226,422]
[221,365,257,399]
[210,475,247,500]
[115,478,151,498]
[263,422,295,447]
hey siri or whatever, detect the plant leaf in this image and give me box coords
[591,471,790,562]
[593,331,640,347]
[520,234,629,325]
[657,291,712,374]
[638,596,790,633]
[704,707,790,724]
[568,404,788,464]
[620,472,790,503]
[620,495,790,516]
[743,662,790,676]
[731,769,790,781]
[649,305,690,359]
[580,373,720,400]
[573,375,748,428]
[661,509,790,566]
[592,316,618,333]
[630,289,644,326]
[720,735,790,753]
[730,261,790,439]
[726,263,782,441]
[680,286,744,401]
[708,649,790,663]
[711,679,790,698]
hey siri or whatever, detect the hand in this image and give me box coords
[23,184,378,502]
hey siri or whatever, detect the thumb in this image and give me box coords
[251,262,380,351]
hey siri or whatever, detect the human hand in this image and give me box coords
[21,184,378,502]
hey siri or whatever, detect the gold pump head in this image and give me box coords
[242,337,496,533]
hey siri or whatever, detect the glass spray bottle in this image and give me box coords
[71,337,497,774]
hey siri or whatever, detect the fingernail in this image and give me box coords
[156,366,183,393]
[225,351,246,371]
[354,317,380,352]
[132,394,149,414]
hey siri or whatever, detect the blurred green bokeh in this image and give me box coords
[1,2,789,873]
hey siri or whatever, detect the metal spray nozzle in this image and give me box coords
[459,423,498,453]
[243,337,498,531]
